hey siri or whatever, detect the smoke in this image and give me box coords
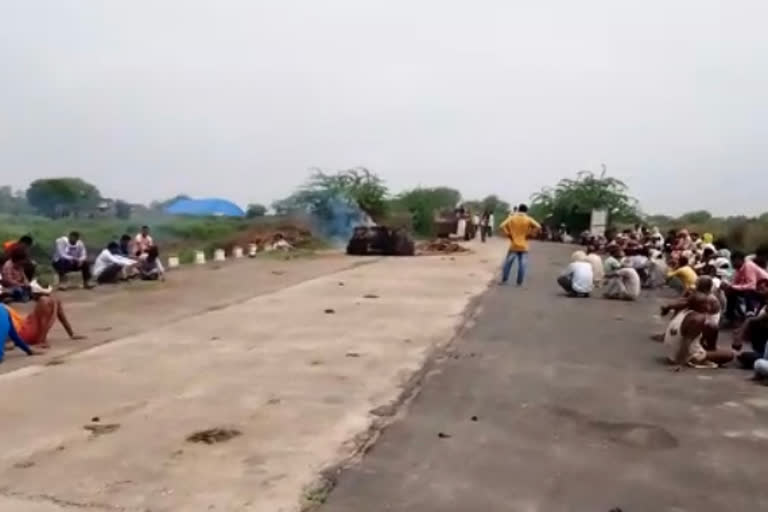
[312,195,373,245]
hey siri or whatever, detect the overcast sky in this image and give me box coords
[1,1,766,216]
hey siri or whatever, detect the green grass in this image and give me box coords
[0,213,319,272]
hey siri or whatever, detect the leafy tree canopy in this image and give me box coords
[26,177,101,218]
[246,203,268,218]
[529,166,639,231]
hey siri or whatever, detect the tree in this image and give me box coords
[272,167,389,220]
[246,203,267,218]
[390,187,461,236]
[679,210,713,225]
[26,178,101,218]
[529,166,639,231]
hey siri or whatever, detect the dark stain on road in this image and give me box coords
[84,423,121,437]
[186,427,242,444]
[550,406,678,450]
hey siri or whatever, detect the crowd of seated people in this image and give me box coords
[0,225,165,363]
[558,225,768,378]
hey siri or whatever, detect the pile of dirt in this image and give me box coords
[417,239,470,254]
[225,221,314,252]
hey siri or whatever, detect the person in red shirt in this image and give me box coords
[721,250,768,326]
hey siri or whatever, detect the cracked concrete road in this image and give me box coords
[0,240,503,512]
[322,242,768,512]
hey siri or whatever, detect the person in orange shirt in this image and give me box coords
[499,204,541,285]
[4,294,84,350]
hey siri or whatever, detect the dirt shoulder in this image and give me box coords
[0,239,504,512]
[1,253,368,374]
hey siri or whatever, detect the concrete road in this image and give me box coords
[323,242,768,512]
[1,253,362,374]
[0,240,503,511]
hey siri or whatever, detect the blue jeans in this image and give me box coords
[502,251,528,285]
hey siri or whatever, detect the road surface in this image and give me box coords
[0,240,503,511]
[323,242,768,512]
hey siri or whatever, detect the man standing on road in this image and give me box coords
[499,204,540,286]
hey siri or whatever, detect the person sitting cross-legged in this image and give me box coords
[658,276,734,369]
[138,246,165,281]
[557,251,594,297]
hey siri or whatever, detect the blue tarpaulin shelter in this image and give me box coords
[165,198,245,217]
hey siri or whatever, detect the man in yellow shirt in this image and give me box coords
[499,204,541,285]
[667,255,698,294]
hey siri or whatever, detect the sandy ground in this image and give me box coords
[323,242,768,512]
[0,253,364,374]
[0,240,503,511]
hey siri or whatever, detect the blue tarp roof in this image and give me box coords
[165,198,245,217]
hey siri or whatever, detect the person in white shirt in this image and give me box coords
[51,231,92,289]
[557,251,594,297]
[138,246,165,281]
[134,225,154,256]
[93,242,137,284]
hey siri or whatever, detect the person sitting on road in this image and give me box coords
[93,242,138,284]
[138,246,165,281]
[584,245,604,287]
[134,225,154,257]
[732,278,768,374]
[657,276,734,369]
[4,290,84,350]
[52,231,92,289]
[720,250,768,327]
[667,255,697,294]
[603,263,641,301]
[0,303,41,363]
[1,247,32,303]
[1,235,36,281]
[118,234,133,257]
[557,251,594,297]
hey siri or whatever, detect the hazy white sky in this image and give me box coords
[1,1,766,216]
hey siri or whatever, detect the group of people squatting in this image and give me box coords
[0,226,166,364]
[498,207,768,378]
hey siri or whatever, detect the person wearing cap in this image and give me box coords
[557,250,594,297]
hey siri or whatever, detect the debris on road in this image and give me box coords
[84,423,121,437]
[363,294,379,299]
[437,432,452,439]
[324,308,335,314]
[345,352,361,358]
[471,416,478,422]
[186,427,242,445]
[417,239,470,254]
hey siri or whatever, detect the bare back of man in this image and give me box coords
[658,277,733,369]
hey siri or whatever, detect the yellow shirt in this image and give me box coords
[499,213,541,252]
[668,265,697,289]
